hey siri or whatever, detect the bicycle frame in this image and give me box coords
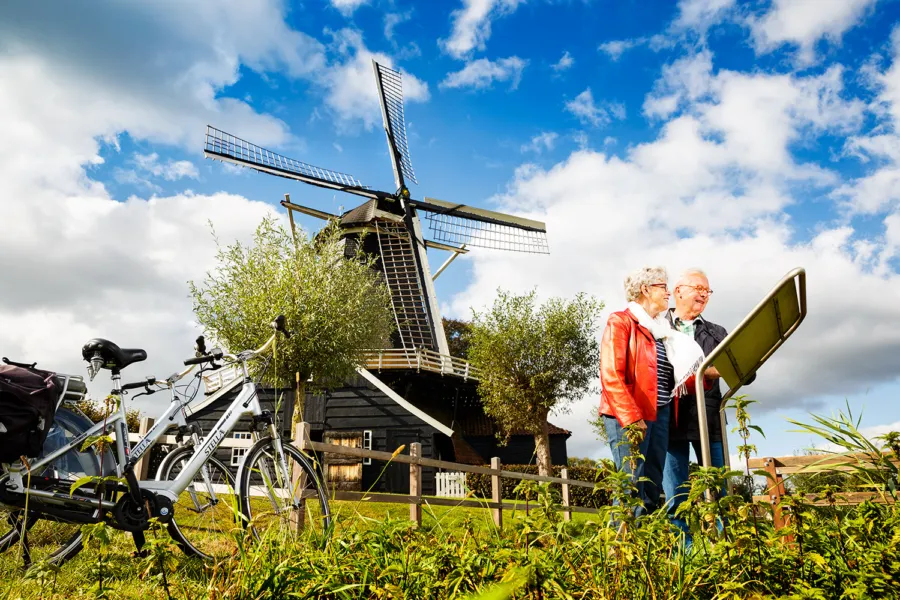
[1,368,199,512]
[140,362,275,503]
[2,327,286,520]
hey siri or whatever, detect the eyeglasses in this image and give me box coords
[679,285,714,296]
[646,283,669,292]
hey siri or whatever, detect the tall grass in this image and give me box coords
[5,399,900,599]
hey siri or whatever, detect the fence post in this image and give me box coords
[290,422,310,532]
[561,467,572,522]
[491,457,502,530]
[134,417,155,480]
[410,443,422,527]
[763,457,787,531]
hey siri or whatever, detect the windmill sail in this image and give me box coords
[204,126,377,199]
[375,220,435,350]
[414,197,549,254]
[373,61,417,190]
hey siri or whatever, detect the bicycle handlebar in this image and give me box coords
[221,315,290,363]
[121,376,156,391]
[183,348,223,366]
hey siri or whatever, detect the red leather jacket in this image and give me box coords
[600,309,660,427]
[600,309,702,427]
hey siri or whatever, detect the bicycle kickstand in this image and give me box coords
[19,528,32,569]
[131,531,147,558]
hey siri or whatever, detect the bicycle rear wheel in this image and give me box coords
[156,447,239,561]
[0,407,113,565]
[237,437,331,544]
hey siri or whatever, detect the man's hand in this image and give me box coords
[704,366,721,379]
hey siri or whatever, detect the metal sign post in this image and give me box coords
[694,268,807,497]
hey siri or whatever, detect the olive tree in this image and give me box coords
[189,216,395,427]
[468,289,603,476]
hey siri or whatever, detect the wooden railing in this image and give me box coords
[294,422,597,528]
[125,419,600,527]
[198,348,477,397]
[202,364,242,394]
[362,348,478,381]
[747,452,899,530]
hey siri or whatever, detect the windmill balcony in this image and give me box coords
[362,348,479,381]
[201,347,478,396]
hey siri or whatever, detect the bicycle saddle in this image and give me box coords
[81,338,147,372]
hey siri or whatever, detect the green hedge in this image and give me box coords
[464,465,610,508]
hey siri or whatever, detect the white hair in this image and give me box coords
[676,268,708,287]
[624,266,667,302]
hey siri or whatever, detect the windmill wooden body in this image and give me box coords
[195,61,570,495]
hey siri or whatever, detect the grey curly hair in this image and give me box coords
[624,266,668,302]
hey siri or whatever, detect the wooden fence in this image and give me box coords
[747,452,899,530]
[293,422,599,528]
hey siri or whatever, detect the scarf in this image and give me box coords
[627,301,705,397]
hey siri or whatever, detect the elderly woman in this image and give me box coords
[599,266,704,515]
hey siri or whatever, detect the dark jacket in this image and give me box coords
[666,309,755,442]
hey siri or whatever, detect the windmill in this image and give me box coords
[203,60,549,358]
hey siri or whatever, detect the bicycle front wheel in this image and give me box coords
[237,437,331,544]
[157,447,239,561]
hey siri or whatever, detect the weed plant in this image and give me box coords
[3,397,899,599]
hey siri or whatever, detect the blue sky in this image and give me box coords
[2,0,900,462]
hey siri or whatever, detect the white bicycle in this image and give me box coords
[0,316,330,567]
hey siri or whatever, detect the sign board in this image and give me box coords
[695,268,807,475]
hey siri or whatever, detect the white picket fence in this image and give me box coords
[435,471,467,498]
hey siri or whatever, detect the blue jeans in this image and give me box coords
[663,439,725,536]
[604,402,671,515]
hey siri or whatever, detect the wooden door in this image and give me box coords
[324,431,363,492]
[386,430,420,494]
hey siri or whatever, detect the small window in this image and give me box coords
[231,432,253,467]
[363,430,372,466]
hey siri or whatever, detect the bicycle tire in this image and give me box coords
[0,407,113,565]
[237,437,331,544]
[156,447,239,561]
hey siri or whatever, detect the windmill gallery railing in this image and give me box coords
[362,348,479,380]
[201,347,478,397]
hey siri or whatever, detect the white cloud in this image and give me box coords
[134,153,198,181]
[605,0,734,58]
[0,2,317,404]
[673,0,736,33]
[384,11,412,41]
[440,0,523,59]
[644,51,863,178]
[330,0,368,16]
[598,38,646,62]
[446,47,898,461]
[520,132,559,154]
[322,29,429,130]
[551,51,574,72]
[830,28,900,215]
[644,49,714,118]
[564,88,625,128]
[573,131,589,150]
[750,0,880,65]
[440,56,528,91]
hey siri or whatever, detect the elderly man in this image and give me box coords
[662,269,754,537]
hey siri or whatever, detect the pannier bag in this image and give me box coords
[0,364,58,463]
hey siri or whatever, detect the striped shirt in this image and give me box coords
[655,339,675,406]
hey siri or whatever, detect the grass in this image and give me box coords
[6,401,900,599]
[0,499,606,600]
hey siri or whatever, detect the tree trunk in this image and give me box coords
[534,418,552,477]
